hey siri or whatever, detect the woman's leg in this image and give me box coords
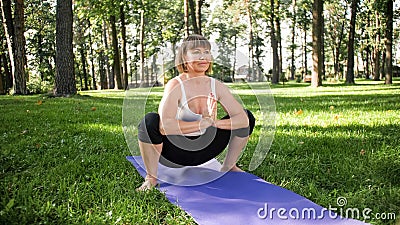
[136,142,162,191]
[136,112,163,191]
[220,136,249,172]
[220,109,255,172]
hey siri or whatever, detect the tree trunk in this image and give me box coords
[232,33,237,81]
[79,47,88,90]
[139,5,145,86]
[54,0,76,96]
[0,54,4,94]
[1,53,12,91]
[14,0,27,94]
[188,0,199,34]
[88,20,96,90]
[334,20,345,79]
[276,0,283,80]
[98,50,106,90]
[120,3,128,89]
[270,0,279,84]
[1,0,14,78]
[345,0,358,84]
[1,0,14,94]
[290,0,296,80]
[195,0,203,35]
[384,0,393,85]
[110,15,122,89]
[246,0,255,81]
[311,0,323,87]
[303,22,307,80]
[184,0,189,37]
[102,20,112,89]
[373,12,380,81]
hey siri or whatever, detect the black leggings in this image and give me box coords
[138,110,255,167]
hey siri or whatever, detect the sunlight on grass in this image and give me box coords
[1,79,399,225]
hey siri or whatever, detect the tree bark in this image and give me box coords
[13,0,27,94]
[384,0,393,84]
[88,20,96,90]
[188,0,199,34]
[120,3,128,89]
[139,6,145,86]
[1,0,14,65]
[0,53,4,94]
[311,0,323,87]
[184,0,189,37]
[79,47,88,90]
[303,21,307,80]
[290,0,296,80]
[54,0,76,96]
[102,20,112,89]
[270,0,279,84]
[195,0,203,35]
[1,53,12,91]
[334,20,345,79]
[276,0,283,79]
[246,0,255,81]
[345,0,358,84]
[373,12,380,81]
[110,15,122,89]
[1,0,15,94]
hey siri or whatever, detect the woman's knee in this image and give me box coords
[245,109,255,135]
[138,112,163,144]
[233,109,255,138]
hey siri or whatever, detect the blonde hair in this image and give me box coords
[175,34,213,74]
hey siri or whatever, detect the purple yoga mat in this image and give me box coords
[127,156,370,225]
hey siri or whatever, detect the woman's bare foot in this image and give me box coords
[136,175,158,191]
[220,165,245,172]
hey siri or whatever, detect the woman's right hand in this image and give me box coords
[199,116,214,130]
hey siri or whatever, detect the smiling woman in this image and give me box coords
[175,34,213,75]
[135,34,255,191]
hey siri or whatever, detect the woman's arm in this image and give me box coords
[213,80,249,130]
[158,79,213,135]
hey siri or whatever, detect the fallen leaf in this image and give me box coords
[91,107,97,111]
[37,100,43,105]
[295,109,303,116]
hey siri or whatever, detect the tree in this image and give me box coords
[384,0,393,84]
[297,0,312,81]
[1,0,14,93]
[184,0,189,37]
[120,2,129,89]
[345,0,359,84]
[325,0,347,80]
[54,0,76,96]
[1,0,27,94]
[289,0,297,80]
[270,0,280,84]
[311,0,323,87]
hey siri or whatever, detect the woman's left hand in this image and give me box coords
[206,92,217,119]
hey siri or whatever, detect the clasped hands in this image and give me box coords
[199,93,217,130]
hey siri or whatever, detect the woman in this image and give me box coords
[137,34,255,191]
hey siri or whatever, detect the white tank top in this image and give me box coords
[175,76,216,136]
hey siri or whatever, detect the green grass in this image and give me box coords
[1,79,400,224]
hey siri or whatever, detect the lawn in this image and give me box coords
[1,79,399,225]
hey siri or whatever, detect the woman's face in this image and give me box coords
[184,47,212,74]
